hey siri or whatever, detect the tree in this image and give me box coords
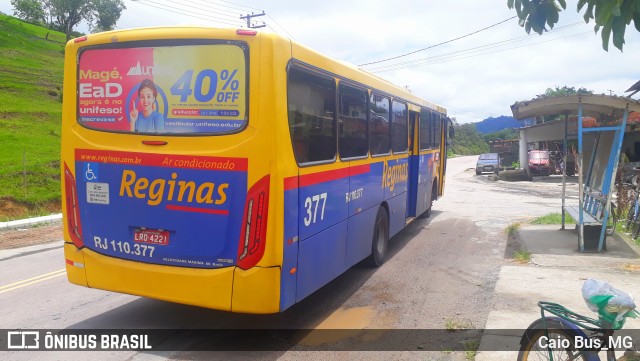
[49,0,94,41]
[450,123,490,155]
[483,128,520,142]
[90,0,126,32]
[11,0,46,24]
[536,85,594,99]
[535,85,595,122]
[11,0,126,41]
[507,0,640,51]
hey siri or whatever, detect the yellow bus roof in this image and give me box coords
[68,26,446,115]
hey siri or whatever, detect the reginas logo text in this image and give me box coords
[119,170,228,206]
[382,161,408,192]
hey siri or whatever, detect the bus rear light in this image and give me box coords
[64,163,83,248]
[74,36,88,43]
[142,140,168,146]
[65,259,85,268]
[236,29,257,36]
[237,175,270,270]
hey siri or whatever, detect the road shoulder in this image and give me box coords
[476,224,640,360]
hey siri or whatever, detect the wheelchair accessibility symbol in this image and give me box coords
[84,163,98,182]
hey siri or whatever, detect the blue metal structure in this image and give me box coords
[511,95,640,252]
[577,104,629,251]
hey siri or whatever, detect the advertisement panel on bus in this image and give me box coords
[77,43,247,134]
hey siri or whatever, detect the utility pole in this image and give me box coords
[240,12,266,29]
[607,89,615,96]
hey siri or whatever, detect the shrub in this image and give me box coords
[499,169,531,181]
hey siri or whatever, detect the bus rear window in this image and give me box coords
[77,43,247,135]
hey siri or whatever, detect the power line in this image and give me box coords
[241,11,266,29]
[366,34,535,72]
[148,0,242,25]
[156,0,243,21]
[371,31,588,73]
[127,1,179,24]
[399,31,591,69]
[187,0,248,17]
[266,14,294,40]
[132,0,293,35]
[188,0,263,17]
[136,0,243,27]
[366,23,587,73]
[217,0,263,12]
[358,16,517,67]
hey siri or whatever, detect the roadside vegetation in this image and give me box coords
[498,169,530,182]
[450,121,519,156]
[513,249,531,264]
[444,318,474,331]
[531,213,574,225]
[450,123,489,155]
[529,211,640,247]
[505,222,532,263]
[0,14,65,220]
[463,340,479,360]
[505,222,521,238]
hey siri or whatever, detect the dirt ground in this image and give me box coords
[0,197,60,219]
[0,223,62,249]
[0,197,63,250]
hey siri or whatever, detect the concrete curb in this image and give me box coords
[0,213,62,230]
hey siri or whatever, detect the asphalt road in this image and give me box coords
[0,156,578,360]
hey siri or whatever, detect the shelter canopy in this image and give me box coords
[509,93,640,253]
[511,94,640,120]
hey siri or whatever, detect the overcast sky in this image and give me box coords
[2,0,639,124]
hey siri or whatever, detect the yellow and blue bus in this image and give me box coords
[61,27,451,314]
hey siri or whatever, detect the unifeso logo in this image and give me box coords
[126,61,173,76]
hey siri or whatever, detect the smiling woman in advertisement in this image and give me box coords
[130,79,165,132]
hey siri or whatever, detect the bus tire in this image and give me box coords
[367,207,389,267]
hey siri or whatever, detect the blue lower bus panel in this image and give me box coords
[296,220,348,302]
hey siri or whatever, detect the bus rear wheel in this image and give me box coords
[367,207,389,267]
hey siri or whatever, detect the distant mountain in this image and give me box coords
[475,116,522,134]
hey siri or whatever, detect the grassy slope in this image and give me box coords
[0,15,65,218]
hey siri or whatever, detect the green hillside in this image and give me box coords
[0,14,66,219]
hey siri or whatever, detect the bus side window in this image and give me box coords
[370,93,390,155]
[391,100,408,153]
[419,108,430,150]
[339,85,368,159]
[287,68,336,164]
[433,112,441,148]
[429,110,437,148]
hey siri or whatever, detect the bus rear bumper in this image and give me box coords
[231,266,281,314]
[63,244,282,313]
[64,243,235,311]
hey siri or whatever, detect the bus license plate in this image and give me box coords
[134,229,169,245]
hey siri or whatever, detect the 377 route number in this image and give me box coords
[304,192,327,226]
